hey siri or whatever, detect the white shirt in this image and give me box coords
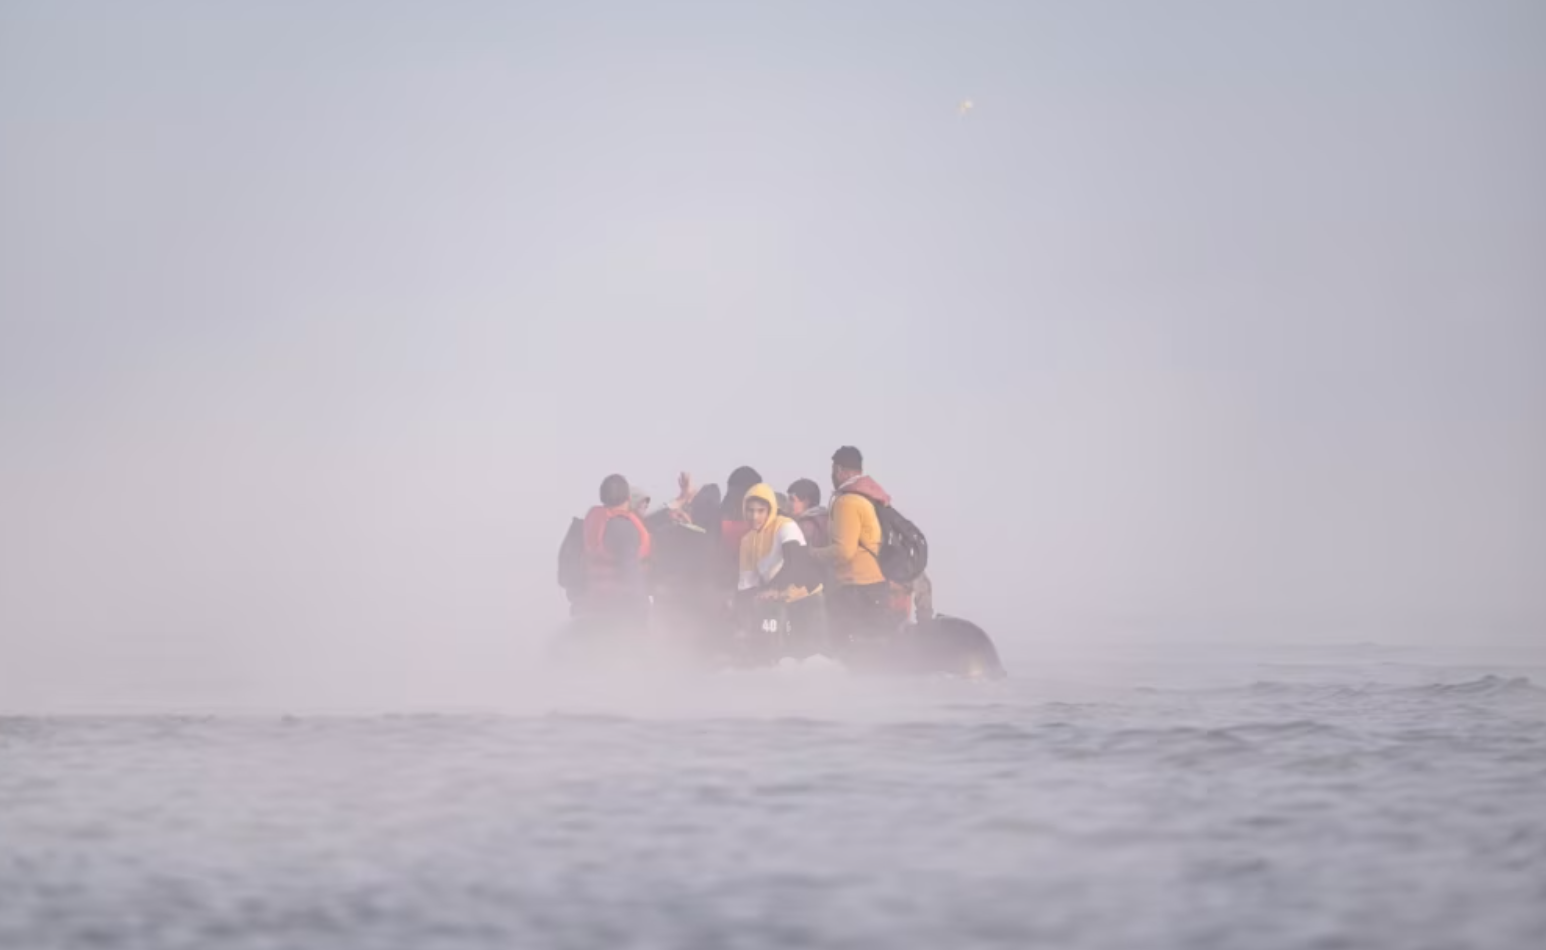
[738,521,807,591]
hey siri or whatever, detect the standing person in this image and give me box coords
[811,446,895,640]
[786,478,830,547]
[812,448,932,625]
[574,474,652,633]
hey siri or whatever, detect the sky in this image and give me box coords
[1,1,1543,707]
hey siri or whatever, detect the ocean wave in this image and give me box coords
[1243,675,1543,701]
[1404,675,1543,698]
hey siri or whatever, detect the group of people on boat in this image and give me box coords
[558,446,933,664]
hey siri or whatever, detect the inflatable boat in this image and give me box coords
[552,599,1005,680]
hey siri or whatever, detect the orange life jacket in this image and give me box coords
[720,519,750,558]
[582,505,651,592]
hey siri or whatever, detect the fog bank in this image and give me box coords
[2,1,1543,708]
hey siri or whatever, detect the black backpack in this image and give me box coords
[557,517,586,592]
[849,495,928,584]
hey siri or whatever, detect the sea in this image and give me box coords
[3,640,1544,950]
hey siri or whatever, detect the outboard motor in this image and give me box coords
[909,616,1007,679]
[723,599,788,668]
[721,595,829,668]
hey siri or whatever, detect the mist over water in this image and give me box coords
[3,1,1544,710]
[5,648,1546,950]
[2,1,1544,947]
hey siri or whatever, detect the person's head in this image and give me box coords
[744,496,771,530]
[742,483,779,531]
[689,482,722,528]
[831,445,864,489]
[630,489,651,515]
[787,478,822,516]
[726,466,762,495]
[599,474,631,509]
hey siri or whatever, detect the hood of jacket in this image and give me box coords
[741,483,797,569]
[795,504,828,523]
[836,474,891,507]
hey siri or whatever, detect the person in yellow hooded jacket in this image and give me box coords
[736,483,827,658]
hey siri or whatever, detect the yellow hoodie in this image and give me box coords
[738,483,818,600]
[824,491,885,586]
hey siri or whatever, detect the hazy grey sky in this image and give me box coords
[2,2,1542,704]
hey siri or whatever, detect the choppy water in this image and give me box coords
[3,645,1545,950]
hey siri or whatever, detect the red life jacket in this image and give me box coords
[582,505,651,592]
[720,519,750,559]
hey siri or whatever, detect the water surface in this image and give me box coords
[4,645,1544,949]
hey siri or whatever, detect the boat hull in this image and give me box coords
[548,611,1006,679]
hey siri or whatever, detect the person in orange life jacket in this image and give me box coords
[809,446,908,638]
[576,473,652,625]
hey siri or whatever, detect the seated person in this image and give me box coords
[738,484,817,595]
[737,483,826,658]
[786,477,830,546]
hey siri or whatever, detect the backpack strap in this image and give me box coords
[837,488,884,560]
